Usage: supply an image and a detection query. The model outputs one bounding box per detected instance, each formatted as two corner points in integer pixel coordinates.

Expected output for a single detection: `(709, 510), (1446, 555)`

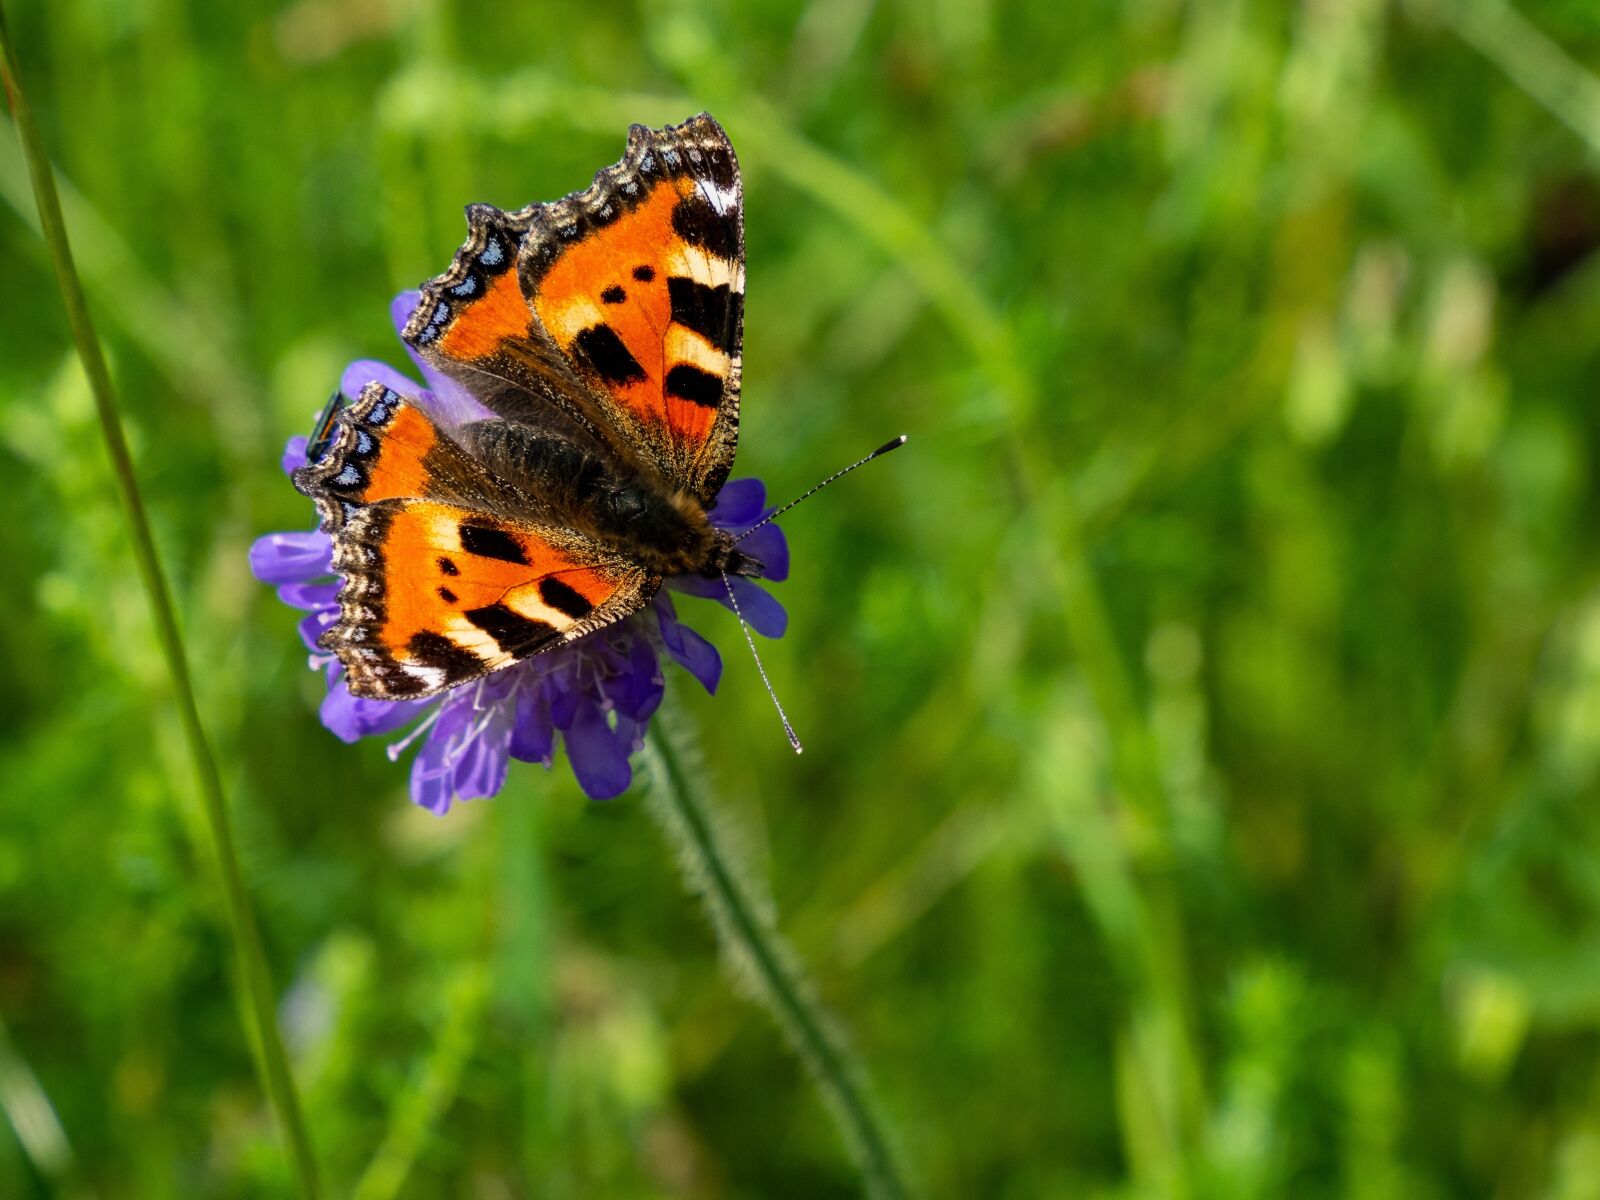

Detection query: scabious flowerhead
(251, 292), (788, 809)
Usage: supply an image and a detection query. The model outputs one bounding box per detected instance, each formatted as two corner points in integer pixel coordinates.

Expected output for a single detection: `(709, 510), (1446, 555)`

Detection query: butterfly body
(294, 114), (755, 701)
(454, 418), (761, 580)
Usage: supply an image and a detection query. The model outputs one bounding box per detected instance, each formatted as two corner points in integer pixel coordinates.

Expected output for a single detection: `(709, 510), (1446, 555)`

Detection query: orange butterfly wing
(294, 383), (655, 700)
(403, 114), (744, 504)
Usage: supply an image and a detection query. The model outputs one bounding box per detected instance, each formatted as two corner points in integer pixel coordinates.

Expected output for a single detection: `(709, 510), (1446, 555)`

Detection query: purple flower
(252, 293), (787, 810)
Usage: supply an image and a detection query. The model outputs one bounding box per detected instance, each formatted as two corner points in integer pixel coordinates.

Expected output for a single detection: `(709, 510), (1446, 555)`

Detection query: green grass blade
(0, 8), (319, 1196)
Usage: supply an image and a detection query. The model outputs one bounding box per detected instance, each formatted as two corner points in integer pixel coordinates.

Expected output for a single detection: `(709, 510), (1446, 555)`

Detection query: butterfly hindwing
(294, 382), (656, 700)
(403, 113), (744, 505)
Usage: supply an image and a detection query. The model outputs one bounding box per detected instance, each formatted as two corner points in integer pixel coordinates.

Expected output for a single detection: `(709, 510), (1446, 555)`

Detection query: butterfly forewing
(403, 113), (745, 504)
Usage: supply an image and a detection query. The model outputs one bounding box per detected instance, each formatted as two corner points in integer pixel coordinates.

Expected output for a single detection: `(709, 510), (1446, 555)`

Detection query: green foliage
(5, 0), (1600, 1195)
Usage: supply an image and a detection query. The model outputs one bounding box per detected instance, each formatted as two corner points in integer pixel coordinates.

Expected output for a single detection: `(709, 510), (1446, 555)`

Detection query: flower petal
(709, 478), (766, 527)
(510, 684), (555, 765)
(664, 575), (787, 638)
(604, 635), (664, 721)
(727, 577), (787, 638)
(665, 574), (729, 601)
(420, 373), (497, 429)
(251, 531), (333, 584)
(319, 681), (425, 744)
(564, 699), (633, 800)
(389, 290), (496, 429)
(390, 289), (421, 337)
(614, 712), (646, 755)
(409, 734), (457, 815)
(277, 580), (339, 612)
(657, 607), (722, 693)
(653, 593), (685, 648)
(428, 689), (478, 744)
(629, 636), (666, 720)
(406, 692), (481, 814)
(340, 358), (422, 405)
(298, 608), (339, 652)
(281, 435), (310, 477)
(739, 522), (789, 582)
(452, 710), (511, 801)
(547, 663), (582, 730)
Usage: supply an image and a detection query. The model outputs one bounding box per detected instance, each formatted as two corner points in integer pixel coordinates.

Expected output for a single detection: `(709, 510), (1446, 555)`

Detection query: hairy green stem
(0, 10), (320, 1196)
(641, 710), (912, 1200)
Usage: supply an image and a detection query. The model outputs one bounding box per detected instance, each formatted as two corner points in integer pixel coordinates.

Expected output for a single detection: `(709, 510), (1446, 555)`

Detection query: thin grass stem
(0, 1009), (92, 1199)
(353, 963), (489, 1200)
(0, 9), (320, 1196)
(641, 706), (913, 1200)
(1438, 0), (1600, 154)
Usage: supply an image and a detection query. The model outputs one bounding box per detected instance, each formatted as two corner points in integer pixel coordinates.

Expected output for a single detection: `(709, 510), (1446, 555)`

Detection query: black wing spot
(671, 194), (737, 262)
(601, 285), (627, 304)
(372, 671), (428, 699)
(464, 604), (559, 658)
(437, 556), (459, 576)
(632, 264), (656, 282)
(539, 578), (594, 619)
(665, 364), (723, 409)
(574, 324), (647, 385)
(406, 631), (484, 680)
(458, 523), (527, 564)
(437, 587), (457, 604)
(668, 277), (735, 353)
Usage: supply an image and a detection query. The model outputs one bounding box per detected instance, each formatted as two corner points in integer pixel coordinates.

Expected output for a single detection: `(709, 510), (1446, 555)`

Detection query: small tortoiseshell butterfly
(295, 114), (761, 701)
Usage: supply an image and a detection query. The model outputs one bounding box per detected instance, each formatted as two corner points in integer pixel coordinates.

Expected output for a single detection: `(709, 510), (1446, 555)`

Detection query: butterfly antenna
(720, 568), (803, 754)
(733, 435), (907, 544)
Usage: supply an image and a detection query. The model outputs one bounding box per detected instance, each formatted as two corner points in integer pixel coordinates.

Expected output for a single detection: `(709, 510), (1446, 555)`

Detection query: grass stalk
(0, 9), (320, 1196)
(1438, 0), (1600, 155)
(641, 707), (912, 1200)
(353, 963), (488, 1200)
(0, 1010), (91, 1198)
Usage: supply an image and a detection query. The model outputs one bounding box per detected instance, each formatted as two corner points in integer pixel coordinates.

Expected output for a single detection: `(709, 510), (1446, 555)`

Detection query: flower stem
(0, 10), (320, 1197)
(641, 709), (912, 1200)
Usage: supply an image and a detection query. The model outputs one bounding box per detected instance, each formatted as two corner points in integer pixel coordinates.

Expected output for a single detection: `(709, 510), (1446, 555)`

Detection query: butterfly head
(702, 527), (765, 581)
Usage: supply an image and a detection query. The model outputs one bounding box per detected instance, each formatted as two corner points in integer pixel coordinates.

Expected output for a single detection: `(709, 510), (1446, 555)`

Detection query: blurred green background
(6, 0), (1600, 1195)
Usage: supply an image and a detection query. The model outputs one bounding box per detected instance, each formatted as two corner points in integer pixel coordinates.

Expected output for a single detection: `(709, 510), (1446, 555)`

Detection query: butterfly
(294, 113), (761, 701)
